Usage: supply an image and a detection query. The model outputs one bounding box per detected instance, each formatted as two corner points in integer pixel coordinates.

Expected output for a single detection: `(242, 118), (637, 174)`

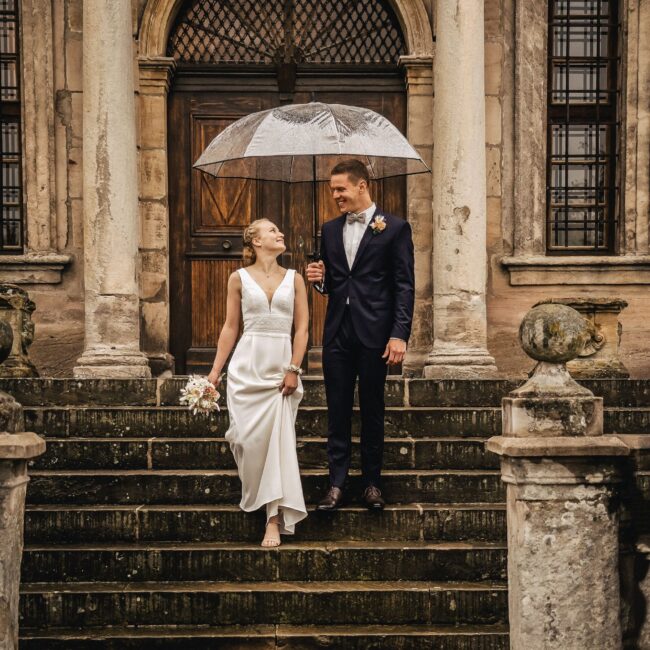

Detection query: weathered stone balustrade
(0, 387), (45, 649)
(488, 303), (630, 649)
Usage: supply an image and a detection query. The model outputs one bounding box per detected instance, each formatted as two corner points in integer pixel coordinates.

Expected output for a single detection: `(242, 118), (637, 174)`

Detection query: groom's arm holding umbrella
(306, 230), (329, 293)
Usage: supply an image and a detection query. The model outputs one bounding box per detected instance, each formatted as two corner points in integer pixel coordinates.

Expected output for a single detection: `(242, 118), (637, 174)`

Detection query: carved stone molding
(0, 254), (72, 285)
(501, 254), (650, 285)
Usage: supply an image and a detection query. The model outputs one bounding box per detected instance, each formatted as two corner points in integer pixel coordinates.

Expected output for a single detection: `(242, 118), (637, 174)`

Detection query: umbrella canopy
(193, 102), (429, 182)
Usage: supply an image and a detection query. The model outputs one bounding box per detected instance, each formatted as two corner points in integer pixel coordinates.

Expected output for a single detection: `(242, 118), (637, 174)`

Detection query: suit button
(348, 274), (352, 278)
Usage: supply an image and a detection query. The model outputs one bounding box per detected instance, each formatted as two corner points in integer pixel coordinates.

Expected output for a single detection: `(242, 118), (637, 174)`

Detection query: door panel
(169, 81), (406, 374)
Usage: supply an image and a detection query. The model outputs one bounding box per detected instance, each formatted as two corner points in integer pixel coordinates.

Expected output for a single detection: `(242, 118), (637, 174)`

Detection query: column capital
(399, 54), (434, 92)
(138, 56), (177, 94)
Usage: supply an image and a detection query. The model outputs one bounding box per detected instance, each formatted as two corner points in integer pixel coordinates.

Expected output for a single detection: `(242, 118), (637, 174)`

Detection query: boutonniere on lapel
(370, 215), (387, 235)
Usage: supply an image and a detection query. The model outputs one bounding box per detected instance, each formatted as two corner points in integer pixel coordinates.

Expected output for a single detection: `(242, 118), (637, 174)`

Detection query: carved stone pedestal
(488, 303), (628, 649)
(0, 389), (45, 650)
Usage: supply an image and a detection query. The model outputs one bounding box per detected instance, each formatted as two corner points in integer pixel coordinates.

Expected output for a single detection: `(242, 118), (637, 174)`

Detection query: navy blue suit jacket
(316, 208), (415, 349)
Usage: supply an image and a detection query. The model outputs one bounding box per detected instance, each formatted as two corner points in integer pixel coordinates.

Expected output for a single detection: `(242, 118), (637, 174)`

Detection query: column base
(423, 346), (498, 379)
(73, 348), (152, 379)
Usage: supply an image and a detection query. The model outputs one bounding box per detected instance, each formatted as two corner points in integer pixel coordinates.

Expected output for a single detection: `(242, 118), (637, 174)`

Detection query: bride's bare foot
(261, 516), (281, 547)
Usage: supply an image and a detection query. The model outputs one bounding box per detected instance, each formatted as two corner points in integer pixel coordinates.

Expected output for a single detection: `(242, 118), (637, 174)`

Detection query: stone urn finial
(503, 303), (603, 437)
(515, 303), (595, 399)
(0, 284), (38, 378)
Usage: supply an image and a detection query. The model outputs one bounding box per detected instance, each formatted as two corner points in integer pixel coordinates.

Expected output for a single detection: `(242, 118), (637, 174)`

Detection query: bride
(207, 219), (309, 547)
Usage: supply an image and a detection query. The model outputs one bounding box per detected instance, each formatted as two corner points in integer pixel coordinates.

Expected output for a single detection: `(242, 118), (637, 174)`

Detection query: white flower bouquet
(179, 375), (221, 415)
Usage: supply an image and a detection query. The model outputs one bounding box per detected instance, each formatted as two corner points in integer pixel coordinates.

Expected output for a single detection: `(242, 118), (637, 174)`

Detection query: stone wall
(13, 0), (650, 377)
(486, 0), (650, 378)
(21, 0), (85, 376)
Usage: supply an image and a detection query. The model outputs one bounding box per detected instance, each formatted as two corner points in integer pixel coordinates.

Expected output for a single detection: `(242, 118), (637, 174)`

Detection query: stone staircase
(3, 377), (648, 648)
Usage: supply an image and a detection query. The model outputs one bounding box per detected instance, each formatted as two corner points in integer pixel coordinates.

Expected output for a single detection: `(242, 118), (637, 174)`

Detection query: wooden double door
(168, 74), (406, 373)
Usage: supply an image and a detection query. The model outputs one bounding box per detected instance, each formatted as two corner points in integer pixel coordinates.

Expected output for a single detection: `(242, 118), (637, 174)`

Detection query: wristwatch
(286, 364), (304, 375)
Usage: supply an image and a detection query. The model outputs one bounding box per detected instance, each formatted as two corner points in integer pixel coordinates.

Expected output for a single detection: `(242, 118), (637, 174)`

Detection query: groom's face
(330, 173), (367, 214)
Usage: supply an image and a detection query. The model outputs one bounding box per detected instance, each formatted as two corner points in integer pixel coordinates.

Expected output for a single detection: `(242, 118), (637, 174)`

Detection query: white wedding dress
(225, 267), (307, 534)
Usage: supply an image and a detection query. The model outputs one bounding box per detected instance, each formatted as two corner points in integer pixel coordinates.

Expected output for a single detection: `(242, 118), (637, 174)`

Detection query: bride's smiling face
(254, 220), (286, 255)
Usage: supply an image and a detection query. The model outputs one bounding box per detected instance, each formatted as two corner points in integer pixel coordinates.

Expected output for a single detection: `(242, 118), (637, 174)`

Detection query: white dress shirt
(343, 204), (375, 306)
(343, 203), (376, 270)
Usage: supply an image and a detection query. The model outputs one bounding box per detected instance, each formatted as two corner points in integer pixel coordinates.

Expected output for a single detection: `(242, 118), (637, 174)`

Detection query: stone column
(74, 0), (151, 378)
(488, 304), (628, 649)
(424, 0), (497, 379)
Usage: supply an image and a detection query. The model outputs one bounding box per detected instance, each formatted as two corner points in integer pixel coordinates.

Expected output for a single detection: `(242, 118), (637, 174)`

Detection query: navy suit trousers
(322, 306), (388, 489)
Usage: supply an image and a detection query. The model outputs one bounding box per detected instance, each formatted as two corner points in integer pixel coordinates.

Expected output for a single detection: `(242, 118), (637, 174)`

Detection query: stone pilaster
(73, 0), (151, 378)
(488, 303), (628, 649)
(138, 56), (176, 375)
(399, 55), (434, 376)
(424, 0), (497, 379)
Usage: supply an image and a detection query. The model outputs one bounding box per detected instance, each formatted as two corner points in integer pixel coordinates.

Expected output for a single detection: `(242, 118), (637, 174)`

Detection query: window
(0, 0), (23, 252)
(547, 0), (619, 253)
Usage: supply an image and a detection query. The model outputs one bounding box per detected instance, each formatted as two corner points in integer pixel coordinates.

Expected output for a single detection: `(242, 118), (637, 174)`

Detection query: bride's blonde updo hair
(242, 218), (270, 265)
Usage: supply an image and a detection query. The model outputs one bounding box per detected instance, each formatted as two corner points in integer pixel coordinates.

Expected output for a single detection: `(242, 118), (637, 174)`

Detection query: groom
(306, 159), (414, 510)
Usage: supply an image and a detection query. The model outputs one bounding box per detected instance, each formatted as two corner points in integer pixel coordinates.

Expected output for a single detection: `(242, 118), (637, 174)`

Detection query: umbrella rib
(323, 104), (341, 155)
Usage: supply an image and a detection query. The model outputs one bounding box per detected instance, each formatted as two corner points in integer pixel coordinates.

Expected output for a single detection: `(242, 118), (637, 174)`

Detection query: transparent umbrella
(193, 101), (430, 255)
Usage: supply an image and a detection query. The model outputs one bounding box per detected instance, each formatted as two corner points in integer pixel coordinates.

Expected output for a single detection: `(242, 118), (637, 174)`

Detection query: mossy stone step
(4, 377), (650, 408)
(25, 405), (650, 438)
(19, 623), (510, 649)
(21, 541), (507, 583)
(25, 406), (502, 437)
(32, 436), (499, 471)
(19, 580), (508, 627)
(26, 469), (505, 506)
(24, 504), (507, 544)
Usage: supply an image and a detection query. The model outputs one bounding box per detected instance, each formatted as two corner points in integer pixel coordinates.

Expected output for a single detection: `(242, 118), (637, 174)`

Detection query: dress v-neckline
(242, 267), (289, 311)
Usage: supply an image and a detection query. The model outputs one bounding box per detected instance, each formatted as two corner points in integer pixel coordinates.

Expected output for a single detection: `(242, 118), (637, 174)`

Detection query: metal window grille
(167, 0), (405, 65)
(547, 0), (620, 253)
(0, 0), (23, 252)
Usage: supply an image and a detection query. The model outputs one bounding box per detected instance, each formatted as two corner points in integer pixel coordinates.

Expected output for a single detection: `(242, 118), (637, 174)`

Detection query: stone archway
(136, 0), (434, 374)
(139, 0), (433, 59)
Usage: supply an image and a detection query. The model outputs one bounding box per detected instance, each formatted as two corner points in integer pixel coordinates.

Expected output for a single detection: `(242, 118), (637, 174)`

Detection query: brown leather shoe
(363, 486), (385, 510)
(317, 486), (344, 511)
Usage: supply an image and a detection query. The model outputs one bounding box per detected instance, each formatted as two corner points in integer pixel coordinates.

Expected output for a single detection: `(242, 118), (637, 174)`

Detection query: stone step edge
(27, 468), (502, 477)
(20, 579), (508, 594)
(19, 623), (510, 640)
(23, 540), (507, 552)
(22, 405), (650, 412)
(24, 502), (507, 512)
(37, 435), (490, 443)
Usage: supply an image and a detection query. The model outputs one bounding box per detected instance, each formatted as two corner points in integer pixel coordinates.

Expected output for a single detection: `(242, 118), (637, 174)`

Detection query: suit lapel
(351, 207), (379, 272)
(330, 214), (350, 272)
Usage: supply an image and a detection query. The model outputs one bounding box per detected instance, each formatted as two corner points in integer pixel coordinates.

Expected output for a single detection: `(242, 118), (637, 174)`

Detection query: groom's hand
(383, 339), (406, 366)
(306, 261), (325, 283)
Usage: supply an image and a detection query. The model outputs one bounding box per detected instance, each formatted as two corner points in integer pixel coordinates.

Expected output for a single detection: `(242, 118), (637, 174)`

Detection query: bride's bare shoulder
(228, 270), (243, 288)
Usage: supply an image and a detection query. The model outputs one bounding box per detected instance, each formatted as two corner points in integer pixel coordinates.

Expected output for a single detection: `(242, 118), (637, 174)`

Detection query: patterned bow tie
(346, 212), (366, 224)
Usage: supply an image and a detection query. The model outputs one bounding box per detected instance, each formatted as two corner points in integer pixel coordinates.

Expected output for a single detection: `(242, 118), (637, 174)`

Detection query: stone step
(24, 406), (503, 438)
(32, 436), (498, 471)
(21, 541), (507, 583)
(19, 580), (508, 627)
(5, 377), (650, 407)
(24, 504), (507, 544)
(26, 469), (505, 505)
(19, 623), (510, 649)
(25, 405), (650, 438)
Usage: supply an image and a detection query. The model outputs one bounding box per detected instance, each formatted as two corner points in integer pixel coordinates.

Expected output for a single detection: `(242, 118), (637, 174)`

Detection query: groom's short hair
(331, 159), (370, 185)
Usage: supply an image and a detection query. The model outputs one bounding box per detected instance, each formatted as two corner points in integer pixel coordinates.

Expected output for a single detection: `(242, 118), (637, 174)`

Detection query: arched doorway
(165, 0), (411, 373)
